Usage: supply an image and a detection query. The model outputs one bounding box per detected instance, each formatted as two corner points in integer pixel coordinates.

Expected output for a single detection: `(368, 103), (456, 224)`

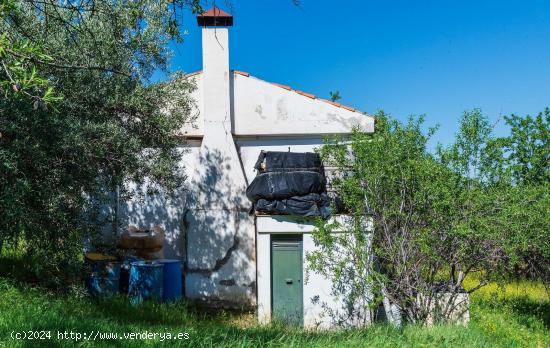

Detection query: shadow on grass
(86, 296), (254, 327)
(505, 297), (549, 329)
(476, 295), (550, 329)
(0, 256), (39, 284)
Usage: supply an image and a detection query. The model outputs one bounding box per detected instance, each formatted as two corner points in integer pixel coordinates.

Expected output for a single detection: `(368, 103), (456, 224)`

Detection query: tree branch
(5, 47), (131, 77)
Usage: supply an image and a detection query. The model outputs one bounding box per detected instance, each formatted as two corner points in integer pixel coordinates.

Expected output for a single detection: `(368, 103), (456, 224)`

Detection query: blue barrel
(90, 261), (120, 278)
(119, 256), (144, 294)
(154, 259), (182, 302)
(87, 274), (119, 297)
(128, 261), (163, 305)
(85, 261), (120, 297)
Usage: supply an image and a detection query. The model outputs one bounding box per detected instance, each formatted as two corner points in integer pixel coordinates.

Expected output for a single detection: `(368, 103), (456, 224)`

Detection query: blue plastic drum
(85, 261), (120, 297)
(119, 256), (144, 294)
(154, 259), (182, 302)
(87, 274), (119, 297)
(128, 261), (164, 305)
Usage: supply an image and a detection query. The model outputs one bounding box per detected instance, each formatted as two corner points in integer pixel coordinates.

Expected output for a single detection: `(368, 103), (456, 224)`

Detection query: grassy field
(0, 274), (548, 347)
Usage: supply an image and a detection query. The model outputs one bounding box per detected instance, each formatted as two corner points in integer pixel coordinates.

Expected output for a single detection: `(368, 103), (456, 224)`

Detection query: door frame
(270, 234), (304, 325)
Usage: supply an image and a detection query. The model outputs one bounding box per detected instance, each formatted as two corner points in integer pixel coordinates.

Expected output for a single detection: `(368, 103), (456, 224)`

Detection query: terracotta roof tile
(234, 70), (250, 77)
(341, 105), (356, 112)
(320, 99), (342, 107)
(271, 82), (292, 90)
(199, 7), (232, 18)
(295, 90), (316, 99)
(185, 70), (202, 78)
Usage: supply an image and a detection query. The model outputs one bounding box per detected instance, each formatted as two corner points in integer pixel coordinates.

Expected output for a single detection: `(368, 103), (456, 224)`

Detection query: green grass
(0, 275), (547, 347)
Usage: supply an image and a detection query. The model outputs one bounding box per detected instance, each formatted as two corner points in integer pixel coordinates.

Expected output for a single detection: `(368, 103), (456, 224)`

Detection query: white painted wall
(178, 74), (204, 137)
(233, 74), (374, 136)
(119, 143), (200, 259)
(303, 232), (339, 329)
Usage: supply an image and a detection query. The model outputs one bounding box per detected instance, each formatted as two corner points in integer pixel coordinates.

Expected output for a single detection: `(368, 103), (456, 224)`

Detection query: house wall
(118, 142), (200, 259)
(232, 74), (374, 136)
(178, 74), (204, 137)
(116, 18), (375, 312)
(116, 137), (323, 308)
(117, 95), (372, 309)
(118, 136), (256, 307)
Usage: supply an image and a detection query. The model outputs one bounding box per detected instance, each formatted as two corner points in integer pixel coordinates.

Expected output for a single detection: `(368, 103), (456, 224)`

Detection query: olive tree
(0, 0), (202, 285)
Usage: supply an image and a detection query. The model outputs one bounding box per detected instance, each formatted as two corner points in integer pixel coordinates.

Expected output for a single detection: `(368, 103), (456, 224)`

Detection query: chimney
(193, 7), (248, 210)
(197, 7), (233, 26)
(197, 7), (233, 126)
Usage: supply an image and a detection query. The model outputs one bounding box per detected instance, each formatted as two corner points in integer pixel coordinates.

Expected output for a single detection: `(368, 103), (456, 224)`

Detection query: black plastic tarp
(254, 151), (323, 173)
(255, 193), (331, 219)
(246, 171), (326, 203)
(246, 151), (332, 219)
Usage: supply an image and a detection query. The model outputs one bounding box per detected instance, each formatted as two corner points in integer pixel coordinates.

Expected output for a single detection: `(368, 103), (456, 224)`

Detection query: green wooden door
(271, 235), (303, 326)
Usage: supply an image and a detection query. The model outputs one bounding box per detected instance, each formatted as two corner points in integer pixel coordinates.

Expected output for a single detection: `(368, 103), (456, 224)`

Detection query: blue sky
(156, 0), (550, 147)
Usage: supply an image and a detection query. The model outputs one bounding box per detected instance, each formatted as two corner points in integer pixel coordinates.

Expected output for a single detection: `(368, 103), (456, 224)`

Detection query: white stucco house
(118, 7), (375, 329)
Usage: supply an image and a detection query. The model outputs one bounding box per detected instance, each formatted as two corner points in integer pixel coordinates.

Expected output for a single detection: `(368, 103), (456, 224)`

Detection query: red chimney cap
(197, 7), (233, 26)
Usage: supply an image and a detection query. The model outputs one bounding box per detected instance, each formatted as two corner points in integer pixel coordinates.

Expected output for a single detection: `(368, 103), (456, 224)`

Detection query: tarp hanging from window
(246, 151), (331, 219)
(255, 193), (331, 219)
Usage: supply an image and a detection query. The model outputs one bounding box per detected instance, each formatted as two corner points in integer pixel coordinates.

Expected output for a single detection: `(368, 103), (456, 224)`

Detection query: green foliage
(313, 111), (463, 323)
(504, 109), (549, 185)
(310, 109), (550, 324)
(0, 0), (16, 16)
(439, 109), (550, 282)
(0, 1), (201, 285)
(498, 110), (549, 281)
(329, 90), (341, 102)
(0, 33), (60, 105)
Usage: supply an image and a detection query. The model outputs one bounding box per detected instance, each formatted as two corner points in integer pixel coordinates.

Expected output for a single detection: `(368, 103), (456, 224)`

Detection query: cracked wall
(182, 27), (256, 307)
